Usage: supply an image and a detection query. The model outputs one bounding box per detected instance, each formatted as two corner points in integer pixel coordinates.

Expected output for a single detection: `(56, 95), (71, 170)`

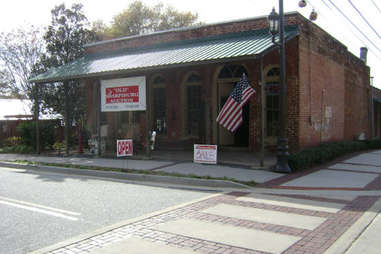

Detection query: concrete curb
(0, 161), (249, 189)
(28, 193), (223, 254)
(324, 196), (381, 254)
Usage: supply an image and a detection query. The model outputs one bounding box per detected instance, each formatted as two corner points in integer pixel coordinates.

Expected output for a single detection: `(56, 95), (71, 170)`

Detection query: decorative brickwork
(45, 192), (380, 254)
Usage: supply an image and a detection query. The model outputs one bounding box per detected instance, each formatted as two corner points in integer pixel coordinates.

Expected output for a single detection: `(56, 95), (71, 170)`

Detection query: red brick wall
(373, 87), (381, 138)
(250, 38), (300, 152)
(297, 15), (370, 149)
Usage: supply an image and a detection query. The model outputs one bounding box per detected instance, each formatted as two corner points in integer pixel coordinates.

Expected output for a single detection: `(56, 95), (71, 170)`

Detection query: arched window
(266, 67), (280, 137)
(218, 64), (247, 79)
(184, 73), (202, 136)
(152, 75), (166, 134)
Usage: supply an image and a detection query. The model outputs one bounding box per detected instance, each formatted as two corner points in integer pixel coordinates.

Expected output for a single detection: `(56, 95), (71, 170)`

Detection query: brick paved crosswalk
(44, 192), (380, 254)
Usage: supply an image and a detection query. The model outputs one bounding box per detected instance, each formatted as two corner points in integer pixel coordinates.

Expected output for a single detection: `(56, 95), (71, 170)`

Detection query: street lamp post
(268, 0), (291, 173)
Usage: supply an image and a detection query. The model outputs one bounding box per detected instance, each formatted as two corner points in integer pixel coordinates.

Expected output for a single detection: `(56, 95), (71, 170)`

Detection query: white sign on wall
(194, 144), (217, 164)
(101, 76), (146, 112)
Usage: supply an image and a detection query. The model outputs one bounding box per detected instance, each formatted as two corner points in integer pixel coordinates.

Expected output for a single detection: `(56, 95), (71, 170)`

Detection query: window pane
(273, 95), (279, 109)
(234, 65), (248, 78)
(267, 67), (280, 77)
(187, 85), (202, 135)
(187, 74), (201, 83)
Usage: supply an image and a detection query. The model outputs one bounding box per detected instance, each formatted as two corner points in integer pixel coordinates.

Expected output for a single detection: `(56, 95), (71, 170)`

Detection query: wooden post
(34, 83), (40, 154)
(64, 81), (70, 155)
(97, 80), (102, 156)
(216, 80), (220, 146)
(145, 78), (151, 158)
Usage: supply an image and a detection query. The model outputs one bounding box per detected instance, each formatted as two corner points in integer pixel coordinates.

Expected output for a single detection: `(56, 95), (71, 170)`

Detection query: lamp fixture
(298, 0), (307, 8)
(309, 9), (318, 21)
(268, 7), (280, 37)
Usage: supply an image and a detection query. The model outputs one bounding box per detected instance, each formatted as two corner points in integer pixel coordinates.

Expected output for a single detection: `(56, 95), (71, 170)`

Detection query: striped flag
(216, 74), (255, 132)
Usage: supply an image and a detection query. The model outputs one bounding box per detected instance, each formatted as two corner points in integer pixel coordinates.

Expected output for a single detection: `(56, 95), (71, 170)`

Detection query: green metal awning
(30, 26), (298, 83)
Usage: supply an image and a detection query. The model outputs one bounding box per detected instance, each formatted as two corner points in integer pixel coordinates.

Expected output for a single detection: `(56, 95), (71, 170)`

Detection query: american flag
(216, 74), (255, 132)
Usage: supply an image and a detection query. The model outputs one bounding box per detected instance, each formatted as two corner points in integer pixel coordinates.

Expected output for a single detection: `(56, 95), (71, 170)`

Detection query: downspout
(371, 77), (375, 139)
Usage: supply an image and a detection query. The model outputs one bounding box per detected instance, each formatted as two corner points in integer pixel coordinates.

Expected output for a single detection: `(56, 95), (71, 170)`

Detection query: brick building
(372, 86), (381, 138)
(31, 12), (372, 155)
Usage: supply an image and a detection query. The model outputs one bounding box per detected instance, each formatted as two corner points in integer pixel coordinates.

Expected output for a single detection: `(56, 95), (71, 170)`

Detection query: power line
(312, 0), (381, 61)
(323, 0), (381, 54)
(370, 0), (381, 14)
(347, 0), (381, 39)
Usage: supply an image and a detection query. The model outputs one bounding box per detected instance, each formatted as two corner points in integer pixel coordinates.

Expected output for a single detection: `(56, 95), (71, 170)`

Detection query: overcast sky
(1, 0), (380, 88)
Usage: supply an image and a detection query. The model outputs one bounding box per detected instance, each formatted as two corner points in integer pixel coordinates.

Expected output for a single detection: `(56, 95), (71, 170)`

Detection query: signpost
(194, 144), (217, 164)
(117, 139), (133, 157)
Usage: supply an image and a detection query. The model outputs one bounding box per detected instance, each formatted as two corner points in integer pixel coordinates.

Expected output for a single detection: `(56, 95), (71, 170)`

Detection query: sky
(1, 0), (380, 88)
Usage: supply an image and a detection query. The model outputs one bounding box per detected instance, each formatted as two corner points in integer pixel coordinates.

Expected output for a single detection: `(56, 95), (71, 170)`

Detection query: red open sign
(117, 139), (133, 157)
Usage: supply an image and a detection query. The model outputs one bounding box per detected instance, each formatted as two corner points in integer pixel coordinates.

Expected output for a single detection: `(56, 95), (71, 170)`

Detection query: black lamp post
(268, 1), (291, 173)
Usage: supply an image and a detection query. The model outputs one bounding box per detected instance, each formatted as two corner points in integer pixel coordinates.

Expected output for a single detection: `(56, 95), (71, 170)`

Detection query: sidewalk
(0, 152), (282, 185)
(1, 150), (381, 254)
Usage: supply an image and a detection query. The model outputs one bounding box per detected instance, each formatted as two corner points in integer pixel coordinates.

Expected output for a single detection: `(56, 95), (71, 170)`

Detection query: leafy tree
(0, 27), (44, 98)
(34, 3), (96, 154)
(100, 1), (199, 38)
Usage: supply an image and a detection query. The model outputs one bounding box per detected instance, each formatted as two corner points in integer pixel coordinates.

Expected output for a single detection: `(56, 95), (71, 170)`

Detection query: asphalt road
(0, 165), (213, 254)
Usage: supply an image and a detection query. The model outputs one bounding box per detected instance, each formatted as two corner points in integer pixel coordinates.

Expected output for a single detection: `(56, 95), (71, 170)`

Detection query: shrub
(289, 140), (381, 171)
(53, 141), (65, 154)
(5, 136), (22, 147)
(16, 121), (58, 150)
(2, 145), (34, 154)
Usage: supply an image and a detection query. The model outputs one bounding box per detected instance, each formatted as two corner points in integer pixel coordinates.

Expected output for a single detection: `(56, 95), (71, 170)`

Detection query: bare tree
(0, 27), (44, 99)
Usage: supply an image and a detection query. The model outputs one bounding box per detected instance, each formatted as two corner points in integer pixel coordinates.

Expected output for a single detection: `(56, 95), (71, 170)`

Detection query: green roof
(30, 26), (298, 83)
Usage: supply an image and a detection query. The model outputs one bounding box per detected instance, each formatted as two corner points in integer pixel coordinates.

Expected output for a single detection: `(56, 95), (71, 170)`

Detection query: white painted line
(0, 197), (80, 221)
(0, 196), (80, 216)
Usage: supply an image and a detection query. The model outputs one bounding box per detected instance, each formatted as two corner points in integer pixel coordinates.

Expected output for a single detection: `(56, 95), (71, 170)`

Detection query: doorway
(264, 67), (280, 147)
(217, 64), (250, 147)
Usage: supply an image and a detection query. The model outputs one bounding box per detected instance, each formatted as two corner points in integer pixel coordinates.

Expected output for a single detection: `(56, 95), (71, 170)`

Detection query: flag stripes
(216, 74), (255, 132)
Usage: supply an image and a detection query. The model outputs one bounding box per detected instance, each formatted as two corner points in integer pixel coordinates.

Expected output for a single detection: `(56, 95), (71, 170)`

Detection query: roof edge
(85, 11), (300, 48)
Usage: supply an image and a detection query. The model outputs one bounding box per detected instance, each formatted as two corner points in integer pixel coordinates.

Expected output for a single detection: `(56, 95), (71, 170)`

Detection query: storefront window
(266, 67), (280, 137)
(185, 73), (202, 136)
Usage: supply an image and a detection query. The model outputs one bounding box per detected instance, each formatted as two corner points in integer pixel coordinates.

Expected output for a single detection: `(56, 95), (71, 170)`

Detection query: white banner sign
(117, 139), (133, 157)
(101, 76), (146, 112)
(194, 144), (217, 164)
